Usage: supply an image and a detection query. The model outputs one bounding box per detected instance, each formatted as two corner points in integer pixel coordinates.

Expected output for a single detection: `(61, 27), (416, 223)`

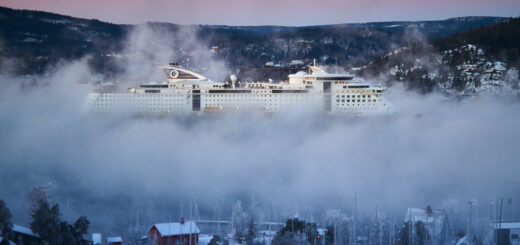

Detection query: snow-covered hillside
(363, 43), (520, 96)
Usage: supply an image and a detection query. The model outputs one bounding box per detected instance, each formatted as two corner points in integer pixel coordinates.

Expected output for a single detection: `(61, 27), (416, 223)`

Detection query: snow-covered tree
(232, 200), (247, 243)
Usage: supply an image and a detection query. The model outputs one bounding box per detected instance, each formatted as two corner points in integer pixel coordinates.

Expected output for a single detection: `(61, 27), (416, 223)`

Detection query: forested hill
(0, 6), (506, 75)
(433, 17), (520, 64)
(361, 17), (520, 95)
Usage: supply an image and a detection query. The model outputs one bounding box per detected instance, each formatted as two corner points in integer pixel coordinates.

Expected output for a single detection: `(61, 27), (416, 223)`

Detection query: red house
(149, 219), (200, 245)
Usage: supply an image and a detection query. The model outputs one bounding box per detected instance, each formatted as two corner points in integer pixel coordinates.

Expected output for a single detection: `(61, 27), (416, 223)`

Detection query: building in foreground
(494, 221), (520, 245)
(107, 236), (123, 245)
(404, 207), (450, 245)
(11, 224), (41, 245)
(149, 219), (200, 245)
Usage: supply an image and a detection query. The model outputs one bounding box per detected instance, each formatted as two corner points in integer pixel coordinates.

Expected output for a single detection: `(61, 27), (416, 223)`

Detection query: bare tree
(125, 225), (147, 245)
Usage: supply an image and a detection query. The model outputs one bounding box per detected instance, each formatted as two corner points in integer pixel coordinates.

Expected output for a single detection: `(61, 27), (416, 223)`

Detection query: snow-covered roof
(151, 221), (200, 236)
(107, 236), (123, 243)
(493, 222), (520, 229)
(13, 224), (39, 238)
(404, 208), (447, 237)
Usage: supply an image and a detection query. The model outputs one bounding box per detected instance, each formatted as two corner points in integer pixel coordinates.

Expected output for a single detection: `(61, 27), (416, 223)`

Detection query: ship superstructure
(87, 63), (392, 115)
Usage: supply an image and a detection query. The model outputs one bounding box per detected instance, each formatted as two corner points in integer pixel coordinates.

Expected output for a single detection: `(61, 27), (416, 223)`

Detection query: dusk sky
(2, 0), (519, 26)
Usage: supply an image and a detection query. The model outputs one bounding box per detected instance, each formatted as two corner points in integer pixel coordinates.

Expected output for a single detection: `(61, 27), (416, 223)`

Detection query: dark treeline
(0, 6), (504, 75)
(0, 186), (90, 245)
(433, 17), (520, 64)
(361, 16), (520, 94)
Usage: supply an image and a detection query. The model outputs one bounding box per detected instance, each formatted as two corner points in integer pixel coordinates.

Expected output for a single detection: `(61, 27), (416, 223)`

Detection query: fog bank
(1, 60), (520, 233)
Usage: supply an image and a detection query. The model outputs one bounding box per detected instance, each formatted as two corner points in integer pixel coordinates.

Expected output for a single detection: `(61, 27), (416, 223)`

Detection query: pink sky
(2, 0), (519, 26)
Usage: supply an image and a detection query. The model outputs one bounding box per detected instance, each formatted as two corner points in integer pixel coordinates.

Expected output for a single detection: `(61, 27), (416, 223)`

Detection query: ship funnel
(230, 74), (237, 89)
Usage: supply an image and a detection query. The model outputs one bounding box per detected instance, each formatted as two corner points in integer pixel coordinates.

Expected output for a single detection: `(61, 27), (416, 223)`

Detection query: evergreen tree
(29, 198), (61, 244)
(325, 225), (334, 245)
(0, 200), (13, 245)
(272, 218), (318, 245)
(398, 221), (411, 245)
(28, 186), (90, 245)
(245, 218), (256, 245)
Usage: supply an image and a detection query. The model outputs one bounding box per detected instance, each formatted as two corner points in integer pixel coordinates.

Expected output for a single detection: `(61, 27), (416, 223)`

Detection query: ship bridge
(288, 66), (354, 85)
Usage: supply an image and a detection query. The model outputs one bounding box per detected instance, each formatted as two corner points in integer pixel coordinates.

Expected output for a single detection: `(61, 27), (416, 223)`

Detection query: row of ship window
(96, 99), (185, 102)
(336, 99), (377, 103)
(336, 103), (378, 106)
(336, 94), (372, 98)
(206, 94), (304, 97)
(95, 98), (307, 103)
(96, 94), (306, 98)
(93, 108), (186, 112)
(96, 94), (188, 98)
(93, 103), (187, 107)
(97, 93), (378, 98)
(204, 99), (305, 102)
(204, 102), (299, 107)
(336, 107), (380, 111)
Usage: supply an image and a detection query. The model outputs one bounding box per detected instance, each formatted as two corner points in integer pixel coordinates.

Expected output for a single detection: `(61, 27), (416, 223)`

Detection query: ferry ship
(87, 63), (393, 116)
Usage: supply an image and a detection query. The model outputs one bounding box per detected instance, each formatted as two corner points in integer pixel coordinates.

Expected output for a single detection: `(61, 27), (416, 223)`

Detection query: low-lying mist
(1, 24), (519, 235)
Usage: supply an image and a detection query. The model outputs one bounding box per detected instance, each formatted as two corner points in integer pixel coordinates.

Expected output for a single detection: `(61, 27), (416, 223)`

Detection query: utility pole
(189, 202), (193, 245)
(499, 198), (504, 229)
(269, 201), (272, 245)
(216, 193), (221, 236)
(353, 192), (358, 245)
(408, 209), (413, 245)
(168, 219), (171, 245)
(334, 218), (338, 245)
(468, 201), (472, 244)
(311, 212), (318, 245)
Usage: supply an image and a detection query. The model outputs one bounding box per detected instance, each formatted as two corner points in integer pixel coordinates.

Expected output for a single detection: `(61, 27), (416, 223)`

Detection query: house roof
(13, 224), (39, 238)
(151, 221), (200, 236)
(493, 222), (520, 229)
(107, 236), (123, 243)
